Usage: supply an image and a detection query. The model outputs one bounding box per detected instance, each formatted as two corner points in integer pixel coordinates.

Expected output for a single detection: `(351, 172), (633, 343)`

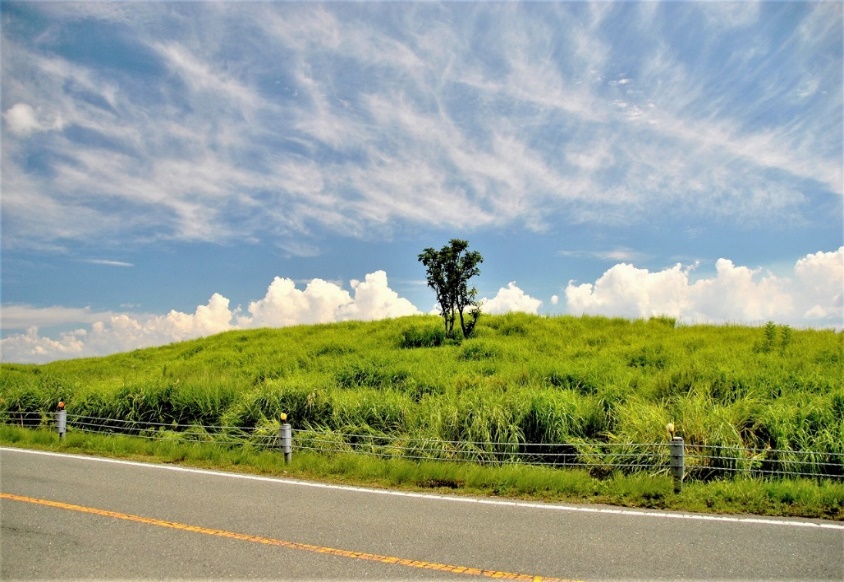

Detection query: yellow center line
(1, 492), (577, 581)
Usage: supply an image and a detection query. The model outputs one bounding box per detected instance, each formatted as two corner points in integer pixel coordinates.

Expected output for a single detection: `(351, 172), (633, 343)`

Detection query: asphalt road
(1, 447), (842, 580)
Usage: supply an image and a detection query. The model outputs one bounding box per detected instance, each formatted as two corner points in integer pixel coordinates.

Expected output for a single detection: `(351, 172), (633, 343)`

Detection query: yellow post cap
(280, 413), (288, 422)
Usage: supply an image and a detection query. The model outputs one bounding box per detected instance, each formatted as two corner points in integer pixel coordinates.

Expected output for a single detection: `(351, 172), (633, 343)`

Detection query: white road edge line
(3, 447), (842, 530)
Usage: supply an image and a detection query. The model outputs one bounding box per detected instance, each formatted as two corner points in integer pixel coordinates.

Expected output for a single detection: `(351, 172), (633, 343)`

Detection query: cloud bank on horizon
(2, 247), (841, 364)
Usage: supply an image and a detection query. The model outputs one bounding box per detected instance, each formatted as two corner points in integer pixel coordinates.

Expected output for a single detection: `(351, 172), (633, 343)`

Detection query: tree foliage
(418, 239), (483, 339)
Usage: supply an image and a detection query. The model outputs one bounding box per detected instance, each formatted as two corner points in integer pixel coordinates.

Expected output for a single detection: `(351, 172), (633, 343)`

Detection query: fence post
(279, 413), (292, 464)
(670, 436), (684, 493)
(55, 401), (67, 440)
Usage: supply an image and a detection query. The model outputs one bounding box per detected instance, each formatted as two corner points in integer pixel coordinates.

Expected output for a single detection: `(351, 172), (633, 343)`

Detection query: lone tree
(418, 239), (483, 339)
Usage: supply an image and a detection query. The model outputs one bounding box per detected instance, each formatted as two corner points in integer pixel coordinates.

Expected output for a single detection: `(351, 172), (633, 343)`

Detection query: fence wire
(1, 411), (841, 481)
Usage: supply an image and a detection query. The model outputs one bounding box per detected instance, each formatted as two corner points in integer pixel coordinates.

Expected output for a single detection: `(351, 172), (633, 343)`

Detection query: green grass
(1, 314), (842, 518)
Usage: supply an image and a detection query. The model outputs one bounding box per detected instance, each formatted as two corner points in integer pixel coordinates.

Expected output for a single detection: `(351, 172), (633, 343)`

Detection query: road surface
(1, 447), (842, 580)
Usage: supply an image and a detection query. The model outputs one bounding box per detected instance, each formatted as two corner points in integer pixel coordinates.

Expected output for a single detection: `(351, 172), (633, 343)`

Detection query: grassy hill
(3, 313), (843, 518)
(2, 313), (842, 455)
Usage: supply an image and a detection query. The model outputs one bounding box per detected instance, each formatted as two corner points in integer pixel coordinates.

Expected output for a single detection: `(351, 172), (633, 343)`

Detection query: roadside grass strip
(0, 492), (576, 581)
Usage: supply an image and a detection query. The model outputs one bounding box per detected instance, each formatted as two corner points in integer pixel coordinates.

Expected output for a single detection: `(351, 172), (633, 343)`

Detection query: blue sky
(1, 1), (842, 363)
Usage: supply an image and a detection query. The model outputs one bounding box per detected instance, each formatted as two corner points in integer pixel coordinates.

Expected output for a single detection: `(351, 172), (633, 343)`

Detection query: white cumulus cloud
(0, 271), (420, 363)
(793, 248), (844, 322)
(3, 102), (64, 135)
(565, 247), (843, 327)
(340, 271), (421, 321)
(239, 270), (419, 328)
(239, 277), (353, 328)
(483, 282), (543, 315)
(2, 253), (841, 365)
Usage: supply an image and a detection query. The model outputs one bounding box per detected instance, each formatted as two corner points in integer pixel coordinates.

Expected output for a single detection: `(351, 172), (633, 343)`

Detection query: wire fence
(2, 410), (842, 481)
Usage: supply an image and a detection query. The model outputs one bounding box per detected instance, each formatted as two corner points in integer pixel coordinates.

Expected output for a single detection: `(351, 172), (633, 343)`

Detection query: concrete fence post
(670, 436), (684, 493)
(279, 413), (292, 464)
(55, 402), (67, 440)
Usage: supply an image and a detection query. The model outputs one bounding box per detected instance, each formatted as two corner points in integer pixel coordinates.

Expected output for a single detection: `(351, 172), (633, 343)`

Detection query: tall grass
(3, 425), (842, 519)
(2, 314), (842, 478)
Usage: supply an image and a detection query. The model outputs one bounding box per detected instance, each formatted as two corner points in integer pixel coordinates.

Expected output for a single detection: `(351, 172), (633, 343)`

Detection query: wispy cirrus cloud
(559, 248), (644, 262)
(2, 2), (840, 255)
(80, 259), (134, 268)
(0, 304), (128, 331)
